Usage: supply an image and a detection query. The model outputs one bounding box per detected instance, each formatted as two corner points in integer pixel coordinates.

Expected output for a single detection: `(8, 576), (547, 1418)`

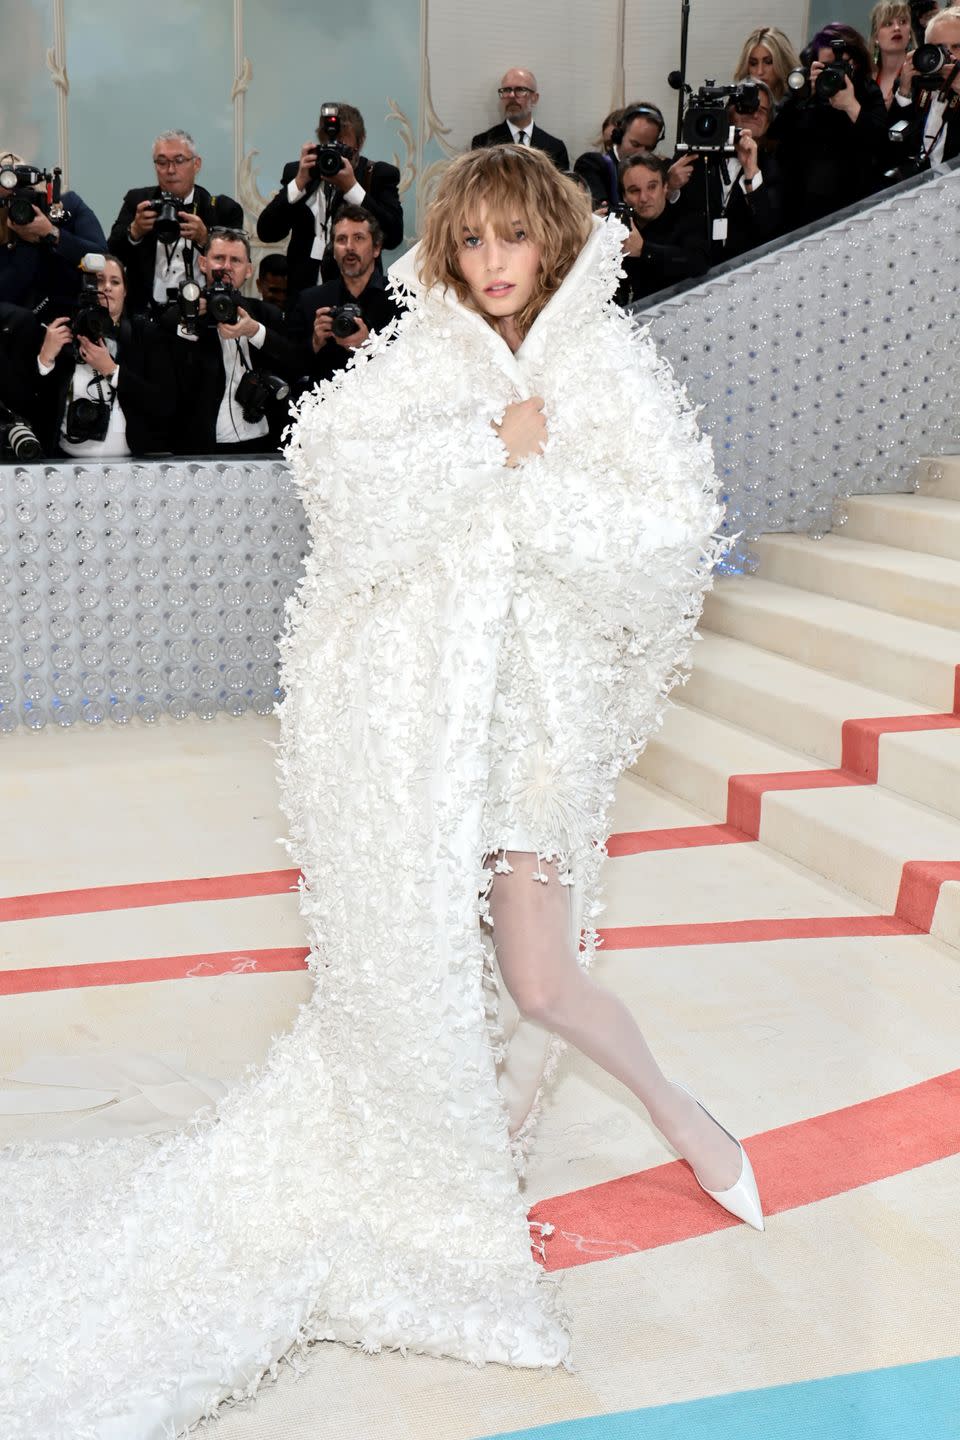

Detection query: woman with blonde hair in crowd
(870, 1), (915, 106)
(733, 25), (802, 102)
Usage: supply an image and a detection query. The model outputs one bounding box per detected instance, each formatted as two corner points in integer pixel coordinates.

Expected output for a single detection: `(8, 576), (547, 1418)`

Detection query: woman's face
(876, 15), (910, 51)
(457, 209), (542, 323)
(747, 44), (777, 83)
(96, 259), (126, 321)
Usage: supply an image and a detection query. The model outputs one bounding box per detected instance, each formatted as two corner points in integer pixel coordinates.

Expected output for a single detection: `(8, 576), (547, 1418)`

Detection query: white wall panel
(426, 0), (624, 166)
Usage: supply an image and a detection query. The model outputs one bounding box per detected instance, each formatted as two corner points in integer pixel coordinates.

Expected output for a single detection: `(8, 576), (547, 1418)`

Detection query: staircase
(631, 457), (960, 950)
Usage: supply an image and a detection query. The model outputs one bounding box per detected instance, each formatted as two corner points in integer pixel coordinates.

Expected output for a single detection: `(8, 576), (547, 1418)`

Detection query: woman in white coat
(1, 146), (760, 1440)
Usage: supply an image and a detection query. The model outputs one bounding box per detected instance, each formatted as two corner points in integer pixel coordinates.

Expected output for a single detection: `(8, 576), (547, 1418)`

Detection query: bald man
(471, 67), (570, 169)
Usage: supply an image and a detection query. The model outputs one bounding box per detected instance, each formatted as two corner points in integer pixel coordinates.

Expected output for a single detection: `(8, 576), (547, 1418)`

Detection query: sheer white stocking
(488, 853), (742, 1191)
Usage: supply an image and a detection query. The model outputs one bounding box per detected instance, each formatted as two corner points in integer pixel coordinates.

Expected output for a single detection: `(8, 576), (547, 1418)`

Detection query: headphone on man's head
(611, 104), (666, 148)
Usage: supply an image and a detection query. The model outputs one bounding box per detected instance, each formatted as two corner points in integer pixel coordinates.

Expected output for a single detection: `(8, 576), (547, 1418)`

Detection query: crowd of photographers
(1, 1), (958, 463)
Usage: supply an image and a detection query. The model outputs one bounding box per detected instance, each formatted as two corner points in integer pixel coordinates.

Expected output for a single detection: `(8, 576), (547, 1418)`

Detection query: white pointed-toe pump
(673, 1082), (765, 1232)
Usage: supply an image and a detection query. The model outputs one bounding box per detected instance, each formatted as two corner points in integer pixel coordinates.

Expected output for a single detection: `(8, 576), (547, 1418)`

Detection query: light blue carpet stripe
(476, 1357), (960, 1440)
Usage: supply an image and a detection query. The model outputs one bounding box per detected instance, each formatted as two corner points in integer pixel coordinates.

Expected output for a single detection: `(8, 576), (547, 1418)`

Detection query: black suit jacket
(256, 157), (404, 303)
(471, 122), (570, 170)
(771, 79), (889, 229)
(616, 202), (710, 306)
(0, 190), (107, 310)
(688, 149), (787, 266)
(0, 302), (45, 441)
(168, 295), (297, 454)
(888, 88), (960, 168)
(573, 149), (620, 207)
(286, 271), (403, 386)
(109, 184), (244, 316)
(37, 313), (176, 457)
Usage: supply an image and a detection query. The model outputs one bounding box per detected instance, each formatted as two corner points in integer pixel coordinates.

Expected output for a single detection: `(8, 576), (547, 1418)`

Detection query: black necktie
(516, 130), (527, 145)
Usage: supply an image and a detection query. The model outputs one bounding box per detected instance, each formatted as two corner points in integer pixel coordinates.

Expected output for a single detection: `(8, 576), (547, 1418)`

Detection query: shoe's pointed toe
(673, 1081), (765, 1231)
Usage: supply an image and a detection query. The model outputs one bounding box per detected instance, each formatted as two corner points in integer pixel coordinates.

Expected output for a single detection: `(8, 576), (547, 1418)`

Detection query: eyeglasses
(498, 86), (535, 97)
(153, 154), (195, 169)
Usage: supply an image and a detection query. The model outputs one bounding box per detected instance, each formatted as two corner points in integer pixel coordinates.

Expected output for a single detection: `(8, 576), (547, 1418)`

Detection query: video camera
(0, 162), (69, 227)
(310, 104), (352, 180)
(676, 80), (761, 157)
(787, 40), (855, 103)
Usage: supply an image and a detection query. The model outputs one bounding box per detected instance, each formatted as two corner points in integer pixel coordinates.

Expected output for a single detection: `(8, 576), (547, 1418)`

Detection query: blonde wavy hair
(417, 146), (593, 341)
(733, 26), (802, 100)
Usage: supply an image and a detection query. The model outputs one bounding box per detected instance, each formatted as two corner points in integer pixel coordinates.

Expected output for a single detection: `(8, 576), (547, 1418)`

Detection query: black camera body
(312, 103), (352, 180)
(71, 254), (111, 359)
(0, 401), (42, 460)
(145, 191), (183, 245)
(65, 393), (111, 445)
(609, 200), (635, 229)
(788, 41), (856, 102)
(234, 369), (290, 424)
(677, 80), (759, 155)
(912, 42), (959, 87)
(0, 163), (66, 227)
(204, 272), (241, 325)
(330, 302), (362, 338)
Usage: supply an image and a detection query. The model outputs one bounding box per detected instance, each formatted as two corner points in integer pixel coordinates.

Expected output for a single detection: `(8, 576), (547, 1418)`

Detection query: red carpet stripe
(532, 1068), (960, 1271)
(896, 860), (960, 930)
(605, 823), (748, 856)
(598, 913), (918, 950)
(0, 947), (309, 996)
(0, 870), (301, 923)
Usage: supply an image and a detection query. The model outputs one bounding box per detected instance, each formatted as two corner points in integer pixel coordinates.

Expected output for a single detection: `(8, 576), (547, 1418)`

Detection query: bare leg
(488, 853), (742, 1191)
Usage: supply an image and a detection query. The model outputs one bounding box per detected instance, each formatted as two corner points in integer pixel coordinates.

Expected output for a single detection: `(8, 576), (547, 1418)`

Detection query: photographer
(574, 102), (669, 209)
(169, 227), (296, 455)
(772, 23), (889, 229)
(0, 302), (44, 459)
(0, 151), (107, 309)
(108, 130), (244, 317)
(256, 103), (403, 304)
(682, 82), (787, 266)
(891, 5), (960, 165)
(614, 152), (709, 306)
(32, 256), (174, 458)
(286, 205), (402, 389)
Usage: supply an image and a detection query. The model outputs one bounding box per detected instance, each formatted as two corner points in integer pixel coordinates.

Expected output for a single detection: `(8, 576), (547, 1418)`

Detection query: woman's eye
(513, 229), (526, 241)
(463, 235), (480, 248)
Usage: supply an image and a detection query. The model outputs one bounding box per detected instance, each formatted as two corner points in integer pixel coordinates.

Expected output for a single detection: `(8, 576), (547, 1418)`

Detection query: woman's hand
(38, 317), (72, 368)
(77, 335), (118, 377)
(829, 72), (862, 121)
(897, 53), (917, 99)
(494, 397), (547, 468)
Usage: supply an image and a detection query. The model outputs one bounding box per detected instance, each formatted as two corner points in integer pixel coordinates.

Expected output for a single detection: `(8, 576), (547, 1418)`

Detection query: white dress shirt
(286, 173), (367, 261)
(507, 121), (533, 145)
(215, 328), (269, 445)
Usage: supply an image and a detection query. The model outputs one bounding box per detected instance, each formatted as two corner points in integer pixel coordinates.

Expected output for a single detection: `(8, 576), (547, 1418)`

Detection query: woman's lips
(484, 282), (515, 295)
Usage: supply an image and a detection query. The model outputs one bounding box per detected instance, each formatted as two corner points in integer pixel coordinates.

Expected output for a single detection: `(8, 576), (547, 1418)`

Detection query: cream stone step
(915, 454), (960, 502)
(686, 632), (960, 822)
(702, 576), (958, 712)
(752, 532), (960, 631)
(634, 702), (960, 921)
(842, 494), (960, 562)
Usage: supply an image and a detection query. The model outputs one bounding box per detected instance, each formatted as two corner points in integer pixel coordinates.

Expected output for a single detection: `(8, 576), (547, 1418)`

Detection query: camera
(0, 162), (68, 227)
(65, 392), (111, 444)
(787, 41), (855, 102)
(677, 81), (760, 156)
(0, 402), (42, 460)
(330, 302), (363, 338)
(71, 253), (111, 358)
(912, 42), (959, 86)
(311, 103), (352, 180)
(204, 271), (241, 325)
(234, 369), (290, 424)
(145, 190), (183, 245)
(610, 200), (635, 228)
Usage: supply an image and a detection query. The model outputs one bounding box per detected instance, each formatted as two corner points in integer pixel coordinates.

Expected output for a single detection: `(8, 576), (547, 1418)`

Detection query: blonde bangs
(870, 0), (911, 39)
(418, 146), (592, 338)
